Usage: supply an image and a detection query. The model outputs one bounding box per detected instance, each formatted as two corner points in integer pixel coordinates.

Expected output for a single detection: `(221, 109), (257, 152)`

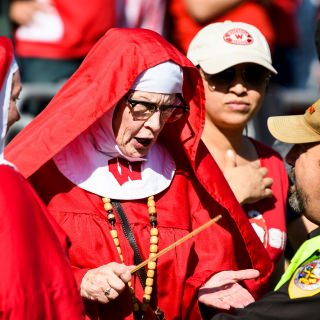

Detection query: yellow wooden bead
(145, 285), (153, 295)
(104, 202), (113, 211)
(150, 235), (158, 244)
(147, 199), (155, 207)
(149, 252), (157, 260)
(143, 294), (151, 302)
(146, 278), (154, 286)
(148, 261), (156, 270)
(148, 206), (156, 214)
(132, 303), (139, 312)
(107, 213), (115, 219)
(148, 195), (154, 200)
(150, 244), (158, 253)
(128, 281), (133, 288)
(147, 269), (155, 278)
(150, 228), (158, 236)
(117, 246), (122, 255)
(110, 229), (118, 238)
(102, 197), (111, 203)
(113, 238), (120, 246)
(120, 255), (124, 263)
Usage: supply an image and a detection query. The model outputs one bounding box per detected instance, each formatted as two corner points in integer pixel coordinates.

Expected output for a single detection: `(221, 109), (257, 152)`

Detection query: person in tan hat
(206, 100), (320, 319)
(187, 21), (288, 286)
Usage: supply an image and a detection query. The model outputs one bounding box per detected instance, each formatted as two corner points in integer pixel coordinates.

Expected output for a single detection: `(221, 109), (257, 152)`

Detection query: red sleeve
(0, 165), (84, 319)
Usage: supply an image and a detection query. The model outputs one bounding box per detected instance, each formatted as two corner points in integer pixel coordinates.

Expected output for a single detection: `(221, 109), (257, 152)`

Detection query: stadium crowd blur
(0, 0), (319, 146)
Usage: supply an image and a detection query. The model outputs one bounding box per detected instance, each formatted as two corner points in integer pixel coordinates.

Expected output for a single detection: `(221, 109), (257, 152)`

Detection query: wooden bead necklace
(102, 196), (159, 316)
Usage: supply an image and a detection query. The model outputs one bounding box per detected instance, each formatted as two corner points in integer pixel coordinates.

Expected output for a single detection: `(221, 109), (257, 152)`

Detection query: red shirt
(14, 0), (116, 59)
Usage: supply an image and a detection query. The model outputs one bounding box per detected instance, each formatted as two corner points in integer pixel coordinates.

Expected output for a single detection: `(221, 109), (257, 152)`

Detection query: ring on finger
(104, 287), (112, 296)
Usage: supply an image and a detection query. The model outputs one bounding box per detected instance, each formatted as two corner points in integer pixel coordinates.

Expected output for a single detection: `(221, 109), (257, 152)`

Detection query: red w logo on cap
(108, 157), (142, 185)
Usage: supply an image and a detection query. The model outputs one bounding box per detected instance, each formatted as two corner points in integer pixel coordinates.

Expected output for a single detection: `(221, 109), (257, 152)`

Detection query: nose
(229, 73), (247, 94)
(143, 111), (162, 131)
(285, 145), (300, 166)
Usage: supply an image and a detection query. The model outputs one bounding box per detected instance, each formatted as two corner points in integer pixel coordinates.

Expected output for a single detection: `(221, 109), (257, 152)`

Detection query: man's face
(286, 142), (320, 225)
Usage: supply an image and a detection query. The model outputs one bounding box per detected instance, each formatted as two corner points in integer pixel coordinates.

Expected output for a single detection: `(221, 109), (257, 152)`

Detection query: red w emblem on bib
(108, 157), (142, 185)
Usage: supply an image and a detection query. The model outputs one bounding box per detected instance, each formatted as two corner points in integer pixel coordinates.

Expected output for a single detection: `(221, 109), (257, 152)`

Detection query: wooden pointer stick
(131, 214), (222, 274)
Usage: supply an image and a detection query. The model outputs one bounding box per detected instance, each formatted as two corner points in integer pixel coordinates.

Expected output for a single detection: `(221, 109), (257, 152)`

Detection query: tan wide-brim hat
(267, 98), (320, 144)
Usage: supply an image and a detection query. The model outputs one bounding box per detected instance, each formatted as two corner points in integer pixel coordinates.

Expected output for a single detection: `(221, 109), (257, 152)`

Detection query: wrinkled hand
(223, 150), (273, 205)
(80, 262), (132, 304)
(198, 269), (259, 310)
(10, 1), (44, 26)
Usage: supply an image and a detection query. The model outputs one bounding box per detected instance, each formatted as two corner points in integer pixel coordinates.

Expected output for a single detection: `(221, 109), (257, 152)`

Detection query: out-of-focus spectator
(290, 0), (320, 90)
(116, 0), (168, 36)
(0, 35), (84, 320)
(9, 0), (116, 115)
(167, 0), (297, 55)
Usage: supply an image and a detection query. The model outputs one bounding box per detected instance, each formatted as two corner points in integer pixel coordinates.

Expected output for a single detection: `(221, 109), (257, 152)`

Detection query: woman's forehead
(131, 90), (176, 101)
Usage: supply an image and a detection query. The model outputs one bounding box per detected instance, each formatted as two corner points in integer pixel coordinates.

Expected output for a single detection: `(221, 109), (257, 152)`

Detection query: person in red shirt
(187, 22), (288, 288)
(0, 36), (84, 319)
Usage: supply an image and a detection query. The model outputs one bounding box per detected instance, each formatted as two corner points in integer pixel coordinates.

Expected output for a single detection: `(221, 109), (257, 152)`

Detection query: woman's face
(112, 90), (177, 158)
(7, 71), (22, 132)
(202, 63), (269, 131)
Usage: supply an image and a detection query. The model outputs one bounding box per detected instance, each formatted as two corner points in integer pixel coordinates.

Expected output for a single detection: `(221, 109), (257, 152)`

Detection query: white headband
(131, 61), (183, 94)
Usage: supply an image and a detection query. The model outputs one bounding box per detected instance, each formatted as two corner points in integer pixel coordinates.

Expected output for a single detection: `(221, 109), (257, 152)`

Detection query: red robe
(6, 28), (273, 319)
(0, 165), (84, 319)
(243, 139), (288, 263)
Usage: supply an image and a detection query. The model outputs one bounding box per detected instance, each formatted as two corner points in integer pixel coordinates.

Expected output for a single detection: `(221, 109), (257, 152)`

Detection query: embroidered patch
(288, 259), (320, 299)
(223, 28), (253, 45)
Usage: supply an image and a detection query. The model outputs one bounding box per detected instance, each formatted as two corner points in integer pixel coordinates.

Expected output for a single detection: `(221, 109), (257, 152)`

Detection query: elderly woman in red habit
(6, 28), (273, 319)
(0, 37), (84, 319)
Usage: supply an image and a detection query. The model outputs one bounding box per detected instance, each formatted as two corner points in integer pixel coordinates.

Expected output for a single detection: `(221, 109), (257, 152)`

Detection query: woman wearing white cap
(188, 21), (288, 283)
(6, 28), (275, 319)
(0, 37), (84, 319)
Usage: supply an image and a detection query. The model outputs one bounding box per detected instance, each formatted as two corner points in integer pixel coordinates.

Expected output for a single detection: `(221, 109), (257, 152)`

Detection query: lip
(133, 137), (153, 148)
(226, 101), (250, 112)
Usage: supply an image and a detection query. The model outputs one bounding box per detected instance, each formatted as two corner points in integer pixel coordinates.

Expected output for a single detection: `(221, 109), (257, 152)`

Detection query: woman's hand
(223, 149), (273, 205)
(80, 262), (132, 304)
(198, 269), (259, 310)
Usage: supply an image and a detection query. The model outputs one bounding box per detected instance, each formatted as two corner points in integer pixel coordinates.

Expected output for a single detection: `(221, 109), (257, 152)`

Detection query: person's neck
(201, 120), (253, 169)
(202, 120), (246, 152)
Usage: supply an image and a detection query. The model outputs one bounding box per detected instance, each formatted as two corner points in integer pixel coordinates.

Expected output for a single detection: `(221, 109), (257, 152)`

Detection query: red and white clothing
(6, 28), (274, 319)
(243, 139), (288, 263)
(0, 165), (84, 319)
(167, 0), (276, 54)
(14, 0), (116, 59)
(0, 36), (84, 319)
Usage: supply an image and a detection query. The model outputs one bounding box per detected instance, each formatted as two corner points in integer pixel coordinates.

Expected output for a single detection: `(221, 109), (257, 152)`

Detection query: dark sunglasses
(202, 65), (271, 88)
(125, 92), (189, 122)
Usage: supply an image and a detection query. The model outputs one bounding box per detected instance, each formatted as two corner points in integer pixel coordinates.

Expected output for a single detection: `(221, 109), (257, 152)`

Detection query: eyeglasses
(125, 92), (189, 122)
(202, 65), (271, 88)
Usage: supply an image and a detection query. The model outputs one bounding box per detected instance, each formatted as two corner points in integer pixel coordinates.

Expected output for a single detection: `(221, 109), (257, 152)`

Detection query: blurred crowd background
(1, 0), (320, 146)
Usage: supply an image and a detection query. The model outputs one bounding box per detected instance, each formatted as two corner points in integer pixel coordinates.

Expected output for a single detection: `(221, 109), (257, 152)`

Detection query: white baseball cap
(187, 21), (277, 75)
